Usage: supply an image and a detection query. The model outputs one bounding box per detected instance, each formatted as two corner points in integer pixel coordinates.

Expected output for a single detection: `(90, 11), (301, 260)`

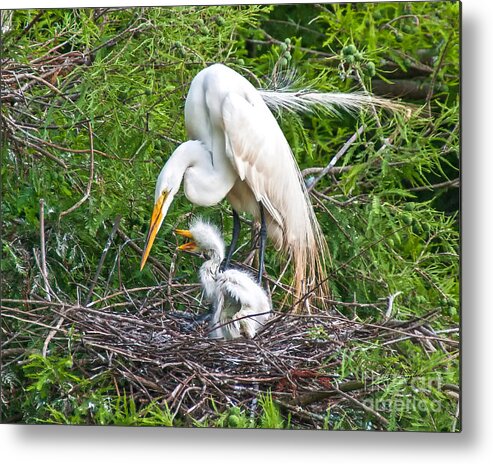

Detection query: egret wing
(221, 93), (308, 230)
(216, 270), (256, 311)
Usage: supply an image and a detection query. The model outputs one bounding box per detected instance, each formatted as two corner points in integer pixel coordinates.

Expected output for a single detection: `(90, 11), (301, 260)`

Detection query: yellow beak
(174, 229), (198, 252)
(174, 229), (193, 239)
(140, 191), (167, 271)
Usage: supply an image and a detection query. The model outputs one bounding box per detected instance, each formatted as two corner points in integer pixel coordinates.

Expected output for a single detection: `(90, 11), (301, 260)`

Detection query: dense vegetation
(1, 2), (459, 430)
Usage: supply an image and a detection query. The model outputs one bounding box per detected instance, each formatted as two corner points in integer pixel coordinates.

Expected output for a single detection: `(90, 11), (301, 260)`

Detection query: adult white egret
(175, 218), (271, 340)
(141, 63), (403, 307)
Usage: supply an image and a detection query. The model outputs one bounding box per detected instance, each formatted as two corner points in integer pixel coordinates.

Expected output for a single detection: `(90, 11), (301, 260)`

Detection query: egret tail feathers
(259, 89), (410, 118)
(288, 190), (330, 313)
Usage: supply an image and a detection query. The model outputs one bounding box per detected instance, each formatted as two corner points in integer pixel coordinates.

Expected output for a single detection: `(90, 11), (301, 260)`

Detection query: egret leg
(220, 209), (241, 271)
(258, 203), (267, 284)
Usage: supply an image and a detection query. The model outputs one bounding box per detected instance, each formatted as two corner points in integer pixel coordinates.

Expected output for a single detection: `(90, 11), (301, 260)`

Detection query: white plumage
(141, 63), (405, 306)
(176, 218), (271, 340)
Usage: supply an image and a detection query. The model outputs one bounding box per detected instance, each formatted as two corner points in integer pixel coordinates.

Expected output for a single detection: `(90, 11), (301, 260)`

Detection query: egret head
(140, 140), (225, 271)
(175, 218), (225, 262)
(140, 164), (181, 271)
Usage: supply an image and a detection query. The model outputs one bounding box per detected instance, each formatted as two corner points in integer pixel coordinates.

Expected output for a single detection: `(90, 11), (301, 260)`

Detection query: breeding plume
(141, 63), (403, 307)
(175, 219), (271, 340)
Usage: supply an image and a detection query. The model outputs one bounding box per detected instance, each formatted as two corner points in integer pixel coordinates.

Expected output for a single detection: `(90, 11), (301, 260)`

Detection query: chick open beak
(174, 229), (199, 252)
(140, 191), (168, 271)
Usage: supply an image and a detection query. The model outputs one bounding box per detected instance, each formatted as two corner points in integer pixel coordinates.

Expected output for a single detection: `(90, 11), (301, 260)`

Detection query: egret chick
(176, 219), (271, 340)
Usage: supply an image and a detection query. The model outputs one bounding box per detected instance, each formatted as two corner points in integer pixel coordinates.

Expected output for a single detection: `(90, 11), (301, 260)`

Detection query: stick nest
(4, 277), (458, 429)
(61, 287), (360, 427)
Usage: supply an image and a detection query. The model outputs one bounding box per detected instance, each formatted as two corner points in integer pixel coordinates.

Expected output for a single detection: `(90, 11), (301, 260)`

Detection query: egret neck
(140, 140), (237, 270)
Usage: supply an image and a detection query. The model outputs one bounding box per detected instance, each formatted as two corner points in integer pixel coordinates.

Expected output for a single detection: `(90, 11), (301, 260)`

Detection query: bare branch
(38, 199), (51, 302)
(84, 215), (122, 306)
(307, 125), (365, 193)
(59, 122), (95, 219)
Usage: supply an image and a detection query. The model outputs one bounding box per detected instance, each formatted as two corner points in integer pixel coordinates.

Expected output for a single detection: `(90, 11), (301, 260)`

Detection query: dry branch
(85, 215), (122, 305)
(307, 125), (365, 193)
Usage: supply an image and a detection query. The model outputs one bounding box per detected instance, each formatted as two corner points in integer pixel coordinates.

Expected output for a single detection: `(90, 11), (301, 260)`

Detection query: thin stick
(2, 313), (68, 333)
(84, 215), (122, 306)
(59, 122), (95, 219)
(17, 130), (115, 160)
(38, 198), (66, 356)
(289, 380), (366, 407)
(451, 399), (460, 432)
(307, 125), (365, 193)
(42, 315), (65, 358)
(383, 291), (403, 322)
(283, 312), (457, 346)
(116, 229), (169, 277)
(426, 32), (453, 111)
(336, 388), (391, 429)
(10, 133), (68, 169)
(407, 178), (459, 192)
(271, 256), (291, 295)
(291, 224), (410, 311)
(16, 10), (45, 39)
(39, 199), (51, 302)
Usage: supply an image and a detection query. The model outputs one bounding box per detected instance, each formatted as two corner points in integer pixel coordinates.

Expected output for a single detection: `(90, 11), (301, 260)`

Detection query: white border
(2, 0), (492, 462)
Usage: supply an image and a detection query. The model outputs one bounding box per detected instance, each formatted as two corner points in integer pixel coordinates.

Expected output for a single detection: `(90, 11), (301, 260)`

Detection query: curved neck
(164, 141), (237, 207)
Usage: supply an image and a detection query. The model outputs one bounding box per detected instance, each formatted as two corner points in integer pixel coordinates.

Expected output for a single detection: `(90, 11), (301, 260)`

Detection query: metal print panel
(1, 1), (460, 431)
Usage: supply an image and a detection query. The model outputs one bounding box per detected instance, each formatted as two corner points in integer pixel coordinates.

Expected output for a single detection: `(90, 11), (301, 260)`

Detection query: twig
(116, 229), (169, 277)
(42, 315), (65, 358)
(407, 178), (459, 192)
(307, 125), (365, 193)
(336, 388), (391, 429)
(1, 348), (37, 358)
(292, 224), (410, 311)
(381, 14), (422, 31)
(265, 19), (326, 38)
(16, 10), (45, 39)
(89, 18), (151, 55)
(288, 380), (365, 407)
(84, 215), (122, 306)
(383, 291), (403, 322)
(270, 256), (291, 295)
(451, 400), (460, 432)
(426, 32), (453, 111)
(302, 165), (352, 177)
(1, 313), (69, 333)
(283, 312), (457, 346)
(59, 122), (95, 219)
(9, 132), (68, 169)
(38, 198), (66, 356)
(12, 129), (117, 160)
(39, 199), (51, 303)
(258, 30), (336, 60)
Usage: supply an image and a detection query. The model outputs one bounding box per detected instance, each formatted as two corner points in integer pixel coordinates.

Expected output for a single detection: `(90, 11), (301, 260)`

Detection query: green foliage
(44, 395), (177, 426)
(2, 3), (459, 430)
(332, 342), (459, 431)
(192, 393), (288, 429)
(16, 353), (177, 426)
(258, 392), (287, 428)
